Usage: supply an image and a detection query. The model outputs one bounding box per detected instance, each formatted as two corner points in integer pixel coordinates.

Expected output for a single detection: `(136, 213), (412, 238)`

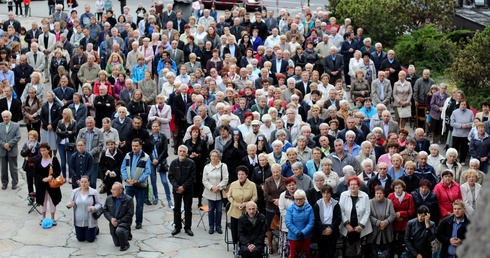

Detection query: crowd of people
(0, 1), (487, 257)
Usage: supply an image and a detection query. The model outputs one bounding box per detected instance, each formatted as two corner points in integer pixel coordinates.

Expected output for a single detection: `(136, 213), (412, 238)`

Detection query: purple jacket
(430, 91), (449, 120)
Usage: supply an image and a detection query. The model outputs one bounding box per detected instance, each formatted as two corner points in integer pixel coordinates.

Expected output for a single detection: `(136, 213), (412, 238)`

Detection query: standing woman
(460, 169), (482, 218)
(434, 169), (462, 220)
(56, 108), (77, 182)
(138, 70), (157, 106)
(250, 153), (272, 215)
(82, 84), (96, 117)
(221, 130), (248, 184)
(430, 83), (450, 143)
(66, 176), (102, 242)
(184, 125), (209, 208)
(21, 130), (41, 198)
(227, 165), (258, 245)
(146, 121), (171, 206)
(127, 89), (149, 128)
(35, 142), (62, 225)
(339, 176), (373, 258)
(202, 150), (229, 234)
(21, 87), (43, 139)
(313, 184), (342, 258)
(392, 71), (412, 129)
(263, 164), (286, 254)
(285, 189), (315, 258)
(99, 139), (124, 196)
(387, 179), (415, 257)
(368, 185), (396, 257)
(148, 94), (172, 141)
(40, 91), (62, 156)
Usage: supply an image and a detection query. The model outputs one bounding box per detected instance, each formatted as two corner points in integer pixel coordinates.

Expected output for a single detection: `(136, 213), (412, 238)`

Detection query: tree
(328, 0), (456, 47)
(449, 27), (490, 107)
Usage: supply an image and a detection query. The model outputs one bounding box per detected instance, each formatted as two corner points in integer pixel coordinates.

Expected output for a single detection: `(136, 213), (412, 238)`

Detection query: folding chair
(27, 192), (41, 215)
(197, 205), (209, 231)
(224, 202), (234, 252)
(171, 206), (185, 227)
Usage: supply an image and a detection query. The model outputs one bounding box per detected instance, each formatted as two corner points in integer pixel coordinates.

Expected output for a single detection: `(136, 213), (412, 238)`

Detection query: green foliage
(328, 0), (456, 47)
(394, 25), (458, 73)
(449, 27), (490, 108)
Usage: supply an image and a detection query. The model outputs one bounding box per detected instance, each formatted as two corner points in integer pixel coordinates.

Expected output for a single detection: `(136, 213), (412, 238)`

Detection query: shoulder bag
(48, 159), (65, 188)
(219, 164), (229, 199)
(91, 195), (104, 219)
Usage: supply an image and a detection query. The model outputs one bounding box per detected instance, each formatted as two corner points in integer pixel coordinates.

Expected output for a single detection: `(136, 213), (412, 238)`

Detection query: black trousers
(173, 188), (193, 230)
(452, 136), (469, 163)
(231, 217), (239, 244)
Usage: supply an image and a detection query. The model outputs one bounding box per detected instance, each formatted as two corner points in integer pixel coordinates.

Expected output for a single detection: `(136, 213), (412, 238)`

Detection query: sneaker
(52, 220), (57, 226)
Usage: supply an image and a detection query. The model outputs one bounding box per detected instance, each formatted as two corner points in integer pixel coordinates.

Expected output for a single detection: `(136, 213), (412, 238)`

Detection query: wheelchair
(234, 243), (269, 258)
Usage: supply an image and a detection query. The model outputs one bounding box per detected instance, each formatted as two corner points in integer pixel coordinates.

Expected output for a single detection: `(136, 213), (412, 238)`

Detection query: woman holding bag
(35, 142), (63, 226)
(202, 150), (229, 234)
(66, 176), (102, 242)
(392, 71), (412, 129)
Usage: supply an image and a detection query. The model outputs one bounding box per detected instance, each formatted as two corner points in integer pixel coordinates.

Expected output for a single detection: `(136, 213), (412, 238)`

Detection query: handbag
(48, 159), (65, 188)
(345, 238), (362, 258)
(270, 214), (280, 231)
(371, 230), (391, 258)
(65, 142), (76, 152)
(219, 164), (229, 199)
(91, 195), (104, 219)
(397, 106), (412, 118)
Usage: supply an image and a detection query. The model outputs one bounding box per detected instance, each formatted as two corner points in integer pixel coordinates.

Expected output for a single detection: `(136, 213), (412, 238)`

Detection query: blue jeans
(158, 170), (172, 202)
(90, 163), (99, 189)
(125, 185), (146, 225)
(58, 144), (73, 179)
(208, 199), (223, 230)
(75, 226), (97, 242)
(149, 164), (158, 199)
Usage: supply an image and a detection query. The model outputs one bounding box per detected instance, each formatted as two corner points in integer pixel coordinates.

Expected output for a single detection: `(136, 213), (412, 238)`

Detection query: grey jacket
(450, 108), (474, 138)
(413, 77), (436, 104)
(77, 127), (105, 163)
(368, 198), (396, 244)
(371, 78), (392, 106)
(0, 122), (21, 157)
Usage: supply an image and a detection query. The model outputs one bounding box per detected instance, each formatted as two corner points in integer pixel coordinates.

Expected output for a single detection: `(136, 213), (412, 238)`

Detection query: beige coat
(77, 63), (101, 83)
(227, 179), (257, 219)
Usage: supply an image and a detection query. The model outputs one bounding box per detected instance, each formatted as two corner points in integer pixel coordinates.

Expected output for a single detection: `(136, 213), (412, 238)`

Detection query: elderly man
(337, 117), (365, 145)
(0, 85), (22, 123)
(119, 79), (135, 104)
(333, 165), (369, 199)
(103, 182), (134, 251)
(366, 162), (393, 198)
(237, 201), (267, 258)
(0, 111), (21, 190)
(77, 55), (101, 85)
(52, 4), (68, 23)
(77, 116), (105, 189)
(13, 55), (34, 100)
(245, 120), (265, 145)
(379, 50), (401, 87)
(323, 46), (343, 84)
(94, 85), (115, 128)
(26, 42), (46, 73)
(327, 139), (359, 177)
(121, 138), (151, 230)
(371, 71), (392, 106)
(450, 99), (474, 165)
(111, 106), (133, 151)
(168, 145), (196, 236)
(414, 128), (431, 153)
(414, 151), (437, 189)
(373, 110), (399, 140)
(413, 69), (436, 106)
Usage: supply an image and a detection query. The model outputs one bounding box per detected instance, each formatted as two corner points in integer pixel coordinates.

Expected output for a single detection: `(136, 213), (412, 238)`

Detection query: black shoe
(120, 243), (130, 251)
(269, 248), (273, 254)
(173, 149), (177, 155)
(135, 224), (142, 229)
(128, 232), (133, 240)
(171, 228), (181, 235)
(185, 229), (194, 236)
(145, 200), (152, 205)
(209, 228), (214, 234)
(216, 228), (223, 234)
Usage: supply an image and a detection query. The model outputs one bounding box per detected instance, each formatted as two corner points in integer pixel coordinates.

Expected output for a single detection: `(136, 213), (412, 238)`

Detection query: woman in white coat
(339, 176), (373, 257)
(148, 94), (172, 140)
(460, 169), (481, 218)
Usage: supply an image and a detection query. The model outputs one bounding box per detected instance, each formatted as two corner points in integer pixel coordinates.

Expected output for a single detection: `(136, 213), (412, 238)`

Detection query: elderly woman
(99, 139), (124, 196)
(313, 184), (341, 258)
(392, 71), (412, 129)
(435, 148), (462, 182)
(127, 89), (149, 127)
(306, 172), (326, 206)
(388, 153), (405, 180)
(40, 91), (62, 156)
(263, 164), (286, 254)
(434, 169), (463, 220)
(430, 83), (450, 143)
(21, 87), (43, 138)
(339, 176), (373, 257)
(49, 48), (69, 83)
(66, 176), (102, 242)
(227, 166), (258, 245)
(93, 70), (113, 96)
(321, 159), (340, 190)
(411, 179), (440, 225)
(202, 150), (229, 234)
(460, 169), (481, 217)
(21, 71), (45, 102)
(138, 70), (157, 105)
(82, 84), (96, 117)
(469, 122), (490, 174)
(148, 94), (172, 140)
(279, 177), (297, 233)
(250, 153), (272, 214)
(358, 158), (377, 184)
(368, 185), (396, 257)
(387, 179), (415, 257)
(427, 144), (444, 169)
(285, 189), (315, 258)
(184, 125), (209, 208)
(35, 142), (63, 226)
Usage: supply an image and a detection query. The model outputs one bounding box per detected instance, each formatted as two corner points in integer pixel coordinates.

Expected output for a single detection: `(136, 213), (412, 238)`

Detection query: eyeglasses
(294, 198), (305, 201)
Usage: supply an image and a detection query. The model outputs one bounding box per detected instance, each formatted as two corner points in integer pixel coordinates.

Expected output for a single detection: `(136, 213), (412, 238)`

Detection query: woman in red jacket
(388, 179), (415, 257)
(433, 169), (463, 219)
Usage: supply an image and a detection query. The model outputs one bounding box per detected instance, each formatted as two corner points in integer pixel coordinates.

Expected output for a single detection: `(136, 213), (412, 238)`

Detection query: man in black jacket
(238, 201), (267, 258)
(103, 182), (134, 251)
(436, 200), (470, 258)
(404, 205), (436, 258)
(168, 145), (196, 237)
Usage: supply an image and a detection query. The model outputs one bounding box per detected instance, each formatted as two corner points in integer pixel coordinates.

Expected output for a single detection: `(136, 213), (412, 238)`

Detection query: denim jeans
(149, 164), (158, 199)
(58, 144), (73, 179)
(158, 170), (172, 203)
(208, 199), (223, 230)
(125, 185), (146, 225)
(75, 226), (97, 242)
(90, 163), (99, 189)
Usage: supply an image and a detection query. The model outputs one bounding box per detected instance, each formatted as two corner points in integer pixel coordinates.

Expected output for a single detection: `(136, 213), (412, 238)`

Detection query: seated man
(238, 201), (267, 258)
(103, 182), (134, 251)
